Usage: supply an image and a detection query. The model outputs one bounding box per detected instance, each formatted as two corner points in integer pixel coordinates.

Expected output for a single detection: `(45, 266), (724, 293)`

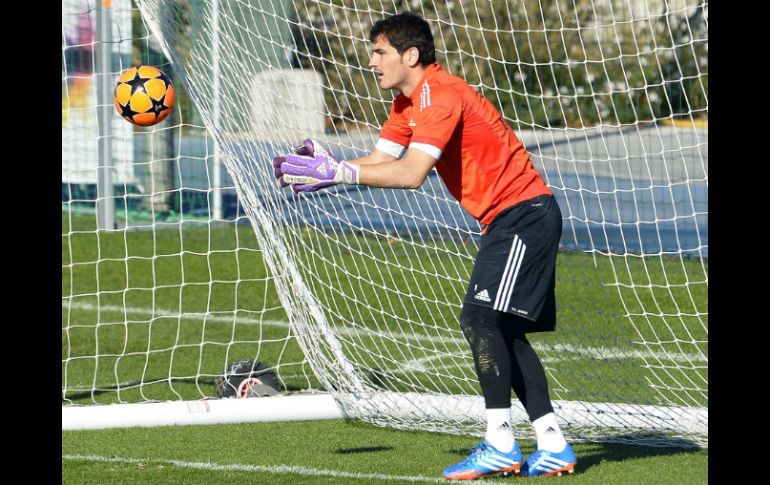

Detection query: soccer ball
(114, 66), (175, 126)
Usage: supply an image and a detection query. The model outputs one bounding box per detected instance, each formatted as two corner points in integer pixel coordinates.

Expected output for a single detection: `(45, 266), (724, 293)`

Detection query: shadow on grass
(564, 439), (706, 474)
(335, 446), (394, 454)
(62, 378), (313, 402)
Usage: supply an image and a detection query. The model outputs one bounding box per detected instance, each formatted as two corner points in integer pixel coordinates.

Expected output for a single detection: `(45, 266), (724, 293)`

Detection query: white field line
(61, 454), (504, 484)
(62, 300), (707, 363)
(398, 353), (567, 373)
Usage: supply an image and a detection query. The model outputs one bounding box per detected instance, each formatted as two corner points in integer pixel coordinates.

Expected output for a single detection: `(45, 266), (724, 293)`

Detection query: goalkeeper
(273, 11), (576, 480)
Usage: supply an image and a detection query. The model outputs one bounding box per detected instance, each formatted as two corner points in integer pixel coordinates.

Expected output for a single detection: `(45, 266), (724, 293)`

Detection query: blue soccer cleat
(520, 442), (577, 477)
(442, 440), (523, 480)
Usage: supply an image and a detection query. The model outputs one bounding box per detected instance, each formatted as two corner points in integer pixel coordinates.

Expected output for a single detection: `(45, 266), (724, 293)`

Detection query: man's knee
(459, 303), (508, 335)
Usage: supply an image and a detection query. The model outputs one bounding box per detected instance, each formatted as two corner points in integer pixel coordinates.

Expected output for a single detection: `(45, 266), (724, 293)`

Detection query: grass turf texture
(63, 211), (706, 445)
(62, 212), (707, 480)
(62, 419), (707, 484)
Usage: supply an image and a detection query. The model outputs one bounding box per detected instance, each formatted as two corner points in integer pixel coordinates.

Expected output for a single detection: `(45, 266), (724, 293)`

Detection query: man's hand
(272, 155), (290, 188)
(272, 140), (313, 188)
(273, 139), (359, 193)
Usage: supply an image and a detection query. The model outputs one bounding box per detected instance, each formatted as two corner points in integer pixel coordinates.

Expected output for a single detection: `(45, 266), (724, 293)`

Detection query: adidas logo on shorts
(474, 289), (491, 302)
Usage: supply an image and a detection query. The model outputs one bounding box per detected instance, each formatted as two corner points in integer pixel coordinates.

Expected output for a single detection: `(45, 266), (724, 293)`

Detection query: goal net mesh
(64, 0), (707, 448)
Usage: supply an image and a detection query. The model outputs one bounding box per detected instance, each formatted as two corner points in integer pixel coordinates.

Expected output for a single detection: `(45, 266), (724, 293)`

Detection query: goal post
(62, 394), (347, 430)
(62, 0), (708, 448)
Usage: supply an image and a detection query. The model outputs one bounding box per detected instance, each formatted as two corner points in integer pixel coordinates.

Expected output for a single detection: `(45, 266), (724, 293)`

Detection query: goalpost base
(62, 394), (346, 431)
(63, 392), (707, 448)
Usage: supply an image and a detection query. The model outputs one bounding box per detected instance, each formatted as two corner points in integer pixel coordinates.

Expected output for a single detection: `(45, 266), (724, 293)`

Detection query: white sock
(532, 413), (567, 452)
(485, 408), (515, 453)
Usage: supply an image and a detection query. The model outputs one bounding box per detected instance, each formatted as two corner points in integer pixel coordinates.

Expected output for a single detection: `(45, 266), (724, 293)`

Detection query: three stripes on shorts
(493, 234), (526, 312)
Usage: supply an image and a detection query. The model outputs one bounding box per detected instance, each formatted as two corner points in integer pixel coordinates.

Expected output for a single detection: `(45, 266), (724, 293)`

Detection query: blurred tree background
(129, 0), (707, 133)
(289, 0), (707, 132)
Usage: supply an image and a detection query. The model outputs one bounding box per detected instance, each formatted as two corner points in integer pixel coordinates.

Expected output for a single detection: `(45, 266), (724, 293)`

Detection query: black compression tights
(459, 304), (554, 421)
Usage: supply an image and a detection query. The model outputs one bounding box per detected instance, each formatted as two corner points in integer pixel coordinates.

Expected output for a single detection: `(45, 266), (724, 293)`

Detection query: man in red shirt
(273, 11), (576, 480)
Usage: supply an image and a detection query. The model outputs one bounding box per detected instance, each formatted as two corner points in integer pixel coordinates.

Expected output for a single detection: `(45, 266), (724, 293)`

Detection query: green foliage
(290, 0), (708, 130)
(131, 1), (706, 132)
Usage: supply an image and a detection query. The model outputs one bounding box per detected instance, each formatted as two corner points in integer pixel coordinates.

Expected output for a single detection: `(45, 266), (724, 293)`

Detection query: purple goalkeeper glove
(272, 139), (359, 193)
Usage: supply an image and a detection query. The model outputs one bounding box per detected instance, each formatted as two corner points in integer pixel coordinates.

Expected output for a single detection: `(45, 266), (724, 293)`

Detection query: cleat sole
(443, 463), (522, 481)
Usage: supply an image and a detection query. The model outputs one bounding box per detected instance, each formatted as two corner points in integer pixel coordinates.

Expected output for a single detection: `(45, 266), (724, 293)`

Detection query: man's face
(368, 35), (412, 91)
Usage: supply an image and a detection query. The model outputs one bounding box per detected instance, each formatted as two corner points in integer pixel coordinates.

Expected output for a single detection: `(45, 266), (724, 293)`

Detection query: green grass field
(62, 212), (707, 483)
(62, 420), (707, 484)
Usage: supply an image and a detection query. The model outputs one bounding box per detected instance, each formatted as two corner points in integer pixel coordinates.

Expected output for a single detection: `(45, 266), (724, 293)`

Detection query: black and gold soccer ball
(114, 66), (175, 127)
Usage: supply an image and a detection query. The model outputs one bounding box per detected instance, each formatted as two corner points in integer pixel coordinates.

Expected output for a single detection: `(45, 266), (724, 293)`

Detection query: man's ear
(407, 47), (419, 66)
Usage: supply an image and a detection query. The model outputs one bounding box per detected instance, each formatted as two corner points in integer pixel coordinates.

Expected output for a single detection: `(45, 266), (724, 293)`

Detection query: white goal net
(63, 0), (708, 448)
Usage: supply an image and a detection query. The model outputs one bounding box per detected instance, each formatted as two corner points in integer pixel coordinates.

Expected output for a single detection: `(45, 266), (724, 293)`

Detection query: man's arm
(274, 139), (438, 192)
(347, 146), (398, 166)
(356, 148), (437, 189)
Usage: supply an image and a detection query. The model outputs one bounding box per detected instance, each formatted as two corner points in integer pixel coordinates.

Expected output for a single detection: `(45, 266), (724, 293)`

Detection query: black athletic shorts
(463, 194), (563, 333)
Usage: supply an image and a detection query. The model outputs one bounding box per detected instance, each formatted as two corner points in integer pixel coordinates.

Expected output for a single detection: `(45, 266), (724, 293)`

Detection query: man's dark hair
(369, 12), (436, 66)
